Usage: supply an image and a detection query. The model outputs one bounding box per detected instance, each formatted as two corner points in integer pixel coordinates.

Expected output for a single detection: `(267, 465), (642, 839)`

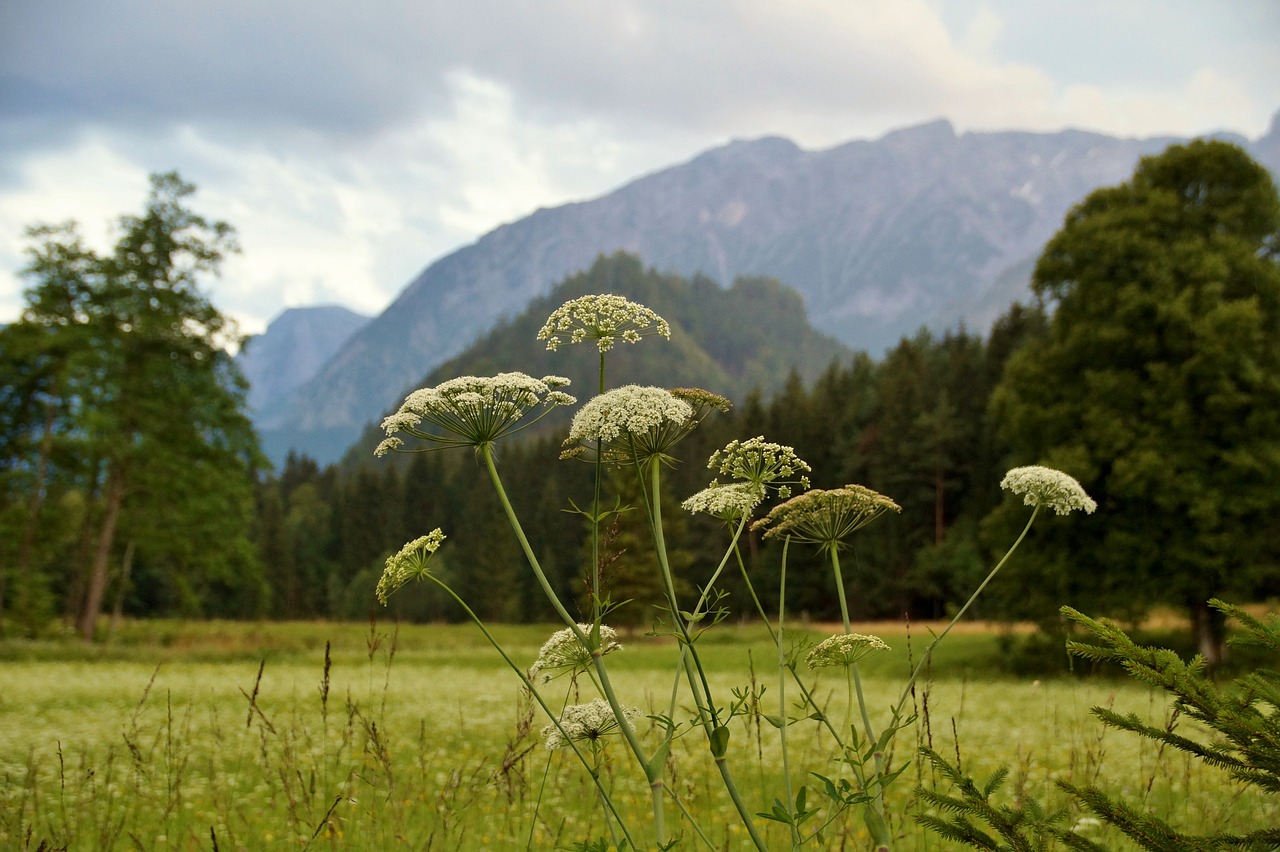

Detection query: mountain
(342, 253), (851, 466)
(237, 305), (370, 462)
(258, 113), (1280, 466)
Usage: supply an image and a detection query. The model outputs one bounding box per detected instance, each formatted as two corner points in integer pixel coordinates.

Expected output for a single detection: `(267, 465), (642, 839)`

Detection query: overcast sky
(2, 0), (1277, 335)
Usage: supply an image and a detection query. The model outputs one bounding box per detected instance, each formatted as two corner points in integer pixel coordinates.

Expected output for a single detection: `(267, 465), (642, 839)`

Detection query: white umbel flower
(1001, 466), (1097, 515)
(566, 385), (695, 463)
(806, 633), (890, 668)
(374, 372), (574, 454)
(537, 294), (671, 352)
(375, 529), (445, 604)
(530, 624), (622, 683)
(542, 699), (641, 750)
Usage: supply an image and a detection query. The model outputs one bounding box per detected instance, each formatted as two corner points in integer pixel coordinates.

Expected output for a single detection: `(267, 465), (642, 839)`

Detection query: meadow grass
(1, 619), (1274, 850)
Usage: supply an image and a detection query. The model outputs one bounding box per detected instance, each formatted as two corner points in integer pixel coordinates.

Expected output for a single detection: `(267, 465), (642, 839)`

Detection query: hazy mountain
(342, 253), (851, 466)
(238, 306), (370, 461)
(258, 113), (1280, 466)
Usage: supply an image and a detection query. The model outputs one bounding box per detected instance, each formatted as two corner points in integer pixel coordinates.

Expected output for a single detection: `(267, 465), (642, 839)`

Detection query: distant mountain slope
(341, 253), (851, 466)
(238, 306), (369, 464)
(262, 113), (1280, 465)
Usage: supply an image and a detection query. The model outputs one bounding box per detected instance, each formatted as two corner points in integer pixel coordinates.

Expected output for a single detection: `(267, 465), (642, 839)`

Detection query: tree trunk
(77, 465), (127, 643)
(107, 539), (136, 643)
(1191, 599), (1226, 674)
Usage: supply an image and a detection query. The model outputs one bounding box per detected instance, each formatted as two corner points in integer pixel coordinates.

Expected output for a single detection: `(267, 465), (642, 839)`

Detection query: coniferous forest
(3, 141), (1279, 658)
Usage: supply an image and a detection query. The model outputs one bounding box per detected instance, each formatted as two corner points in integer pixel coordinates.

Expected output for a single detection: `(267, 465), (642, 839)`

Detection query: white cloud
(1, 0), (1276, 334)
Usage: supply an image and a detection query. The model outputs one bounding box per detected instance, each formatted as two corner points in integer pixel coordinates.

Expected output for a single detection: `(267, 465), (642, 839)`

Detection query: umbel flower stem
(893, 504), (1041, 719)
(480, 444), (667, 845)
(642, 458), (768, 852)
(829, 545), (889, 847)
(422, 571), (638, 850)
(777, 536), (801, 849)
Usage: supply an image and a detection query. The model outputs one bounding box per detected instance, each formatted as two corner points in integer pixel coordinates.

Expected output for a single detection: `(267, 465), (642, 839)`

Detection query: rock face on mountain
(257, 115), (1280, 466)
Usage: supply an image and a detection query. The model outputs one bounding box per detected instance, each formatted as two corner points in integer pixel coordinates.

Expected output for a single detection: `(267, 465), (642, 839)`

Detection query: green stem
(831, 546), (889, 848)
(778, 536), (800, 848)
(893, 504), (1041, 718)
(644, 458), (768, 852)
(482, 444), (665, 845)
(426, 574), (638, 850)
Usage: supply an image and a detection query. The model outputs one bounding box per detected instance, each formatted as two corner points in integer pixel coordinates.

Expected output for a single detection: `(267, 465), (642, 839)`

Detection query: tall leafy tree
(9, 172), (264, 639)
(988, 140), (1280, 664)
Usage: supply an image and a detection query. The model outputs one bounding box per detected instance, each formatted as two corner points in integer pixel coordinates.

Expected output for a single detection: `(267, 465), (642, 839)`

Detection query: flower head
(706, 437), (811, 498)
(530, 623), (622, 683)
(806, 633), (890, 668)
(375, 529), (445, 604)
(681, 482), (765, 522)
(1001, 466), (1097, 515)
(375, 372), (575, 454)
(538, 294), (671, 352)
(565, 385), (696, 464)
(542, 699), (641, 751)
(753, 484), (900, 548)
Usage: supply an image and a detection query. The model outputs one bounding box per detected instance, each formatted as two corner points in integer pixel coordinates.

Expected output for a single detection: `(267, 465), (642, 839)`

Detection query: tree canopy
(0, 172), (265, 639)
(987, 140), (1280, 664)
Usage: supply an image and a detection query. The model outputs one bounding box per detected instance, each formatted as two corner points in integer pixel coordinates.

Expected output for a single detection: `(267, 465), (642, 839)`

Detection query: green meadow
(2, 619), (1273, 850)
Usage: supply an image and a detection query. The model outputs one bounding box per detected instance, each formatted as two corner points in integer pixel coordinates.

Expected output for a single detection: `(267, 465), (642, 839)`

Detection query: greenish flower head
(706, 436), (812, 498)
(681, 482), (765, 522)
(537, 294), (671, 352)
(806, 633), (890, 668)
(375, 529), (445, 604)
(565, 385), (696, 464)
(753, 484), (901, 548)
(374, 372), (575, 455)
(1001, 465), (1097, 515)
(530, 623), (622, 683)
(541, 699), (641, 751)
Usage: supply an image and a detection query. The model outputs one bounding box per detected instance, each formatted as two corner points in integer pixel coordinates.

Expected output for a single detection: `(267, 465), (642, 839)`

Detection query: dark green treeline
(256, 307), (1048, 627)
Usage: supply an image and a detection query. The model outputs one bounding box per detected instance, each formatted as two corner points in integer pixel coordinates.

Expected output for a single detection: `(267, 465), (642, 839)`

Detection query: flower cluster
(753, 484), (901, 547)
(530, 623), (622, 683)
(537, 294), (671, 352)
(565, 385), (696, 463)
(706, 437), (812, 499)
(681, 482), (765, 522)
(1001, 466), (1097, 515)
(374, 373), (574, 455)
(375, 529), (446, 604)
(806, 633), (890, 668)
(542, 699), (641, 751)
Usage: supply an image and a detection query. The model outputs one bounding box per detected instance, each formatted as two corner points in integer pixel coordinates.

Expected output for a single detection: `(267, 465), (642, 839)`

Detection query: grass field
(1, 618), (1274, 850)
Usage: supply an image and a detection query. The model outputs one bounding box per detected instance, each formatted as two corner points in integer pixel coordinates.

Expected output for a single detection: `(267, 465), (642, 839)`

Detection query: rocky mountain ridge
(252, 113), (1280, 466)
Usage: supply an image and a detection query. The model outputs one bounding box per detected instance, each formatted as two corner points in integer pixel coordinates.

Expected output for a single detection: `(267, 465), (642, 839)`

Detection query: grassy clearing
(1, 619), (1274, 850)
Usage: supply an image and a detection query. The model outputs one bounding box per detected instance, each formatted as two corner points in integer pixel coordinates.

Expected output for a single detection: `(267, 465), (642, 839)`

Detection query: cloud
(1, 0), (1277, 332)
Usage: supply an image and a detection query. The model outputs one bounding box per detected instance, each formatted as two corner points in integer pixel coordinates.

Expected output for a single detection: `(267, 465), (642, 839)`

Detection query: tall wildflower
(374, 372), (574, 455)
(537, 294), (670, 352)
(1001, 465), (1097, 515)
(542, 699), (642, 751)
(753, 484), (900, 550)
(375, 529), (445, 604)
(565, 385), (699, 464)
(705, 436), (812, 499)
(530, 623), (623, 683)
